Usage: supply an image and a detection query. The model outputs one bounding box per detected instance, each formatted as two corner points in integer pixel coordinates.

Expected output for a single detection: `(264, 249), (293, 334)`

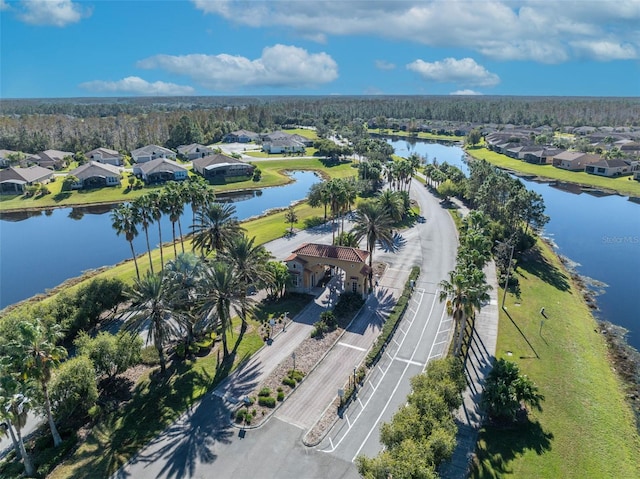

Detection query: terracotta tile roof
(291, 243), (369, 264)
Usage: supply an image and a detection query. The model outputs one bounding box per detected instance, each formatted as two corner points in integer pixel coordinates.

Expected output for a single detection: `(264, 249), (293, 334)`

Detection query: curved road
(113, 180), (458, 479)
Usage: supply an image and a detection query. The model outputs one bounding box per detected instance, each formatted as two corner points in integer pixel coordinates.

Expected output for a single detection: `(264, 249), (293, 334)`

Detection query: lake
(0, 171), (320, 309)
(390, 138), (640, 350)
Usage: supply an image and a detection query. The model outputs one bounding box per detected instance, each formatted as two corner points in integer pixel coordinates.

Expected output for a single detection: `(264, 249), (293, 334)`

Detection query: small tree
(284, 205), (298, 233)
(437, 179), (459, 202)
(465, 128), (482, 146)
(74, 331), (142, 380)
(482, 358), (544, 423)
(62, 175), (79, 191)
(49, 356), (98, 422)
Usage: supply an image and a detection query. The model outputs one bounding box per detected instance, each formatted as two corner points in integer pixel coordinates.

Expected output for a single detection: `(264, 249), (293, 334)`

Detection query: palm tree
(124, 272), (181, 374)
(351, 201), (394, 285)
(191, 202), (244, 256)
(7, 320), (67, 447)
(163, 182), (186, 255)
(111, 203), (141, 280)
(377, 189), (404, 223)
(132, 196), (155, 273)
(197, 262), (249, 359)
(164, 252), (205, 349)
(220, 234), (271, 334)
(146, 190), (165, 268)
(307, 182), (330, 220)
(0, 378), (36, 476)
(438, 265), (492, 356)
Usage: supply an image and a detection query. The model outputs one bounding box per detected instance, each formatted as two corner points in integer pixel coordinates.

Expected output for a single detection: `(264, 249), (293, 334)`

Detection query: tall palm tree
(111, 203), (141, 280)
(221, 234), (272, 334)
(0, 378), (36, 476)
(438, 265), (492, 356)
(7, 320), (67, 447)
(327, 179), (347, 243)
(164, 252), (205, 349)
(163, 182), (186, 255)
(146, 190), (166, 268)
(377, 189), (404, 223)
(191, 202), (244, 257)
(124, 272), (181, 374)
(132, 196), (155, 273)
(197, 262), (249, 359)
(351, 201), (394, 285)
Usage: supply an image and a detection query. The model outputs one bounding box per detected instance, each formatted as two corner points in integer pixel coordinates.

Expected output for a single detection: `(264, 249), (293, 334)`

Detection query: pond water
(390, 139), (640, 350)
(0, 171), (320, 309)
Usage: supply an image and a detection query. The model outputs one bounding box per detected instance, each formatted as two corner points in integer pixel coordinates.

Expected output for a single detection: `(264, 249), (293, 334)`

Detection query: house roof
(265, 138), (306, 148)
(0, 165), (53, 183)
(228, 129), (259, 138)
(29, 149), (73, 163)
(86, 147), (120, 159)
(131, 144), (175, 157)
(177, 143), (215, 155)
(70, 161), (121, 180)
(589, 159), (630, 169)
(193, 153), (247, 169)
(135, 158), (187, 174)
(290, 243), (370, 264)
(553, 151), (585, 161)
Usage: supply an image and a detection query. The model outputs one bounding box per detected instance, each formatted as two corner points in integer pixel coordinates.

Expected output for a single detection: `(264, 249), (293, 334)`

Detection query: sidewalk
(439, 201), (500, 478)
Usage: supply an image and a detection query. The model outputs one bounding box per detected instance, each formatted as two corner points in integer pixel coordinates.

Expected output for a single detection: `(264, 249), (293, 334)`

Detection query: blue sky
(1, 0), (639, 98)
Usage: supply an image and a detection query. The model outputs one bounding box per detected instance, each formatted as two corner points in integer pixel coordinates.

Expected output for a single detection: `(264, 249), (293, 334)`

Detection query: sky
(1, 0), (639, 98)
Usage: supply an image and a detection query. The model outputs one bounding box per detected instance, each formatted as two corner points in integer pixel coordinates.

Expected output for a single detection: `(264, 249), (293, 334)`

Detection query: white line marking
(432, 340), (448, 347)
(337, 342), (367, 352)
(395, 358), (425, 367)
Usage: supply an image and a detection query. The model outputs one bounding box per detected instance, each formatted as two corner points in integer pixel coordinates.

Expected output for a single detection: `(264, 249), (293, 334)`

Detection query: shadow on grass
(472, 420), (554, 478)
(503, 308), (540, 360)
(518, 247), (571, 292)
(53, 191), (72, 202)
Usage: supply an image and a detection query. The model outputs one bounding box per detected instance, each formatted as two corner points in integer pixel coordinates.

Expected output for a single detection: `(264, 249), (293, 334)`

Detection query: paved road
(114, 180), (460, 478)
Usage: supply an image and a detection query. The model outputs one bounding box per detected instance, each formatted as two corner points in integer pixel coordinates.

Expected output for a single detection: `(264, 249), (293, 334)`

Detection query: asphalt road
(114, 179), (458, 479)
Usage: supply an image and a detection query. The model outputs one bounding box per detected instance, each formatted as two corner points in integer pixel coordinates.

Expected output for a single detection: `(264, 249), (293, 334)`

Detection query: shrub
(333, 292), (365, 318)
(282, 377), (296, 388)
(277, 391), (285, 401)
(140, 345), (160, 365)
(288, 369), (305, 382)
(74, 330), (142, 380)
(258, 396), (276, 408)
(258, 387), (272, 397)
(50, 356), (98, 422)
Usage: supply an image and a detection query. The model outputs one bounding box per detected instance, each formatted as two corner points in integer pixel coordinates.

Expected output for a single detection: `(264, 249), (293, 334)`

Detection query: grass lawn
(471, 239), (640, 479)
(283, 128), (319, 140)
(47, 318), (265, 479)
(367, 128), (464, 142)
(244, 147), (318, 158)
(466, 146), (640, 198)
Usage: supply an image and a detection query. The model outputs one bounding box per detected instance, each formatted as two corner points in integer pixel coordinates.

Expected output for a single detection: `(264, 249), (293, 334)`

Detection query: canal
(0, 171), (320, 309)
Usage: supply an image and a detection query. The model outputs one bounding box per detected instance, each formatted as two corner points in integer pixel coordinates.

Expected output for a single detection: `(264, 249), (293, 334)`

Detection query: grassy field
(367, 128), (464, 142)
(244, 147), (318, 158)
(466, 146), (640, 197)
(471, 239), (640, 478)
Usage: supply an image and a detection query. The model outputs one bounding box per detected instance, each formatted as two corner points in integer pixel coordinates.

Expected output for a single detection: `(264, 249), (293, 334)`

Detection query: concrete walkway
(439, 196), (500, 479)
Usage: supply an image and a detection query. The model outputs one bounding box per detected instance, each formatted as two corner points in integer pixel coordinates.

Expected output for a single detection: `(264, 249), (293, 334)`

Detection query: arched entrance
(284, 243), (371, 298)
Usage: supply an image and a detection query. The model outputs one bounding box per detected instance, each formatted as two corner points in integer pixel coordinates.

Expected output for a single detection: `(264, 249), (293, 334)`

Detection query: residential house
(177, 143), (216, 161)
(505, 145), (525, 159)
(192, 153), (253, 181)
(634, 171), (640, 181)
(85, 147), (123, 166)
(262, 137), (306, 154)
(553, 151), (601, 171)
(523, 148), (564, 165)
(28, 149), (73, 170)
(585, 159), (635, 177)
(619, 142), (640, 157)
(223, 130), (260, 143)
(0, 166), (54, 194)
(68, 161), (122, 189)
(132, 158), (188, 184)
(130, 145), (176, 164)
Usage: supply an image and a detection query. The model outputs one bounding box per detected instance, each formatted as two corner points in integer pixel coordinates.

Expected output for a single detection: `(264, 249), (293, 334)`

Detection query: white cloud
(570, 40), (637, 61)
(375, 60), (396, 71)
(450, 89), (483, 96)
(79, 77), (195, 96)
(137, 44), (338, 90)
(191, 1), (640, 63)
(18, 0), (90, 27)
(407, 58), (500, 87)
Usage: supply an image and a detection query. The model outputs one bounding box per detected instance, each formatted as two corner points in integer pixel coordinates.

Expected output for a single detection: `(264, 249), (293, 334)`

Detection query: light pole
(283, 311), (289, 332)
(496, 240), (515, 309)
(291, 352), (296, 373)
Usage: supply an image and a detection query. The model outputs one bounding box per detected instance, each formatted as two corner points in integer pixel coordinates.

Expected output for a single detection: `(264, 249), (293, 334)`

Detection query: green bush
(50, 356), (98, 422)
(258, 387), (272, 397)
(333, 292), (365, 318)
(140, 345), (160, 365)
(288, 369), (305, 382)
(282, 376), (296, 388)
(277, 391), (285, 401)
(258, 396), (276, 408)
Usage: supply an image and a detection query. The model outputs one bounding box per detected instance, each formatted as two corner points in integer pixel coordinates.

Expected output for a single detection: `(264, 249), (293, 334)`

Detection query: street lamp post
(283, 311), (289, 332)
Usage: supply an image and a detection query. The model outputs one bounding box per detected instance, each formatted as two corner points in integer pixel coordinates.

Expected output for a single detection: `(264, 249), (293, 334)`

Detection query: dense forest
(1, 95), (638, 154)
